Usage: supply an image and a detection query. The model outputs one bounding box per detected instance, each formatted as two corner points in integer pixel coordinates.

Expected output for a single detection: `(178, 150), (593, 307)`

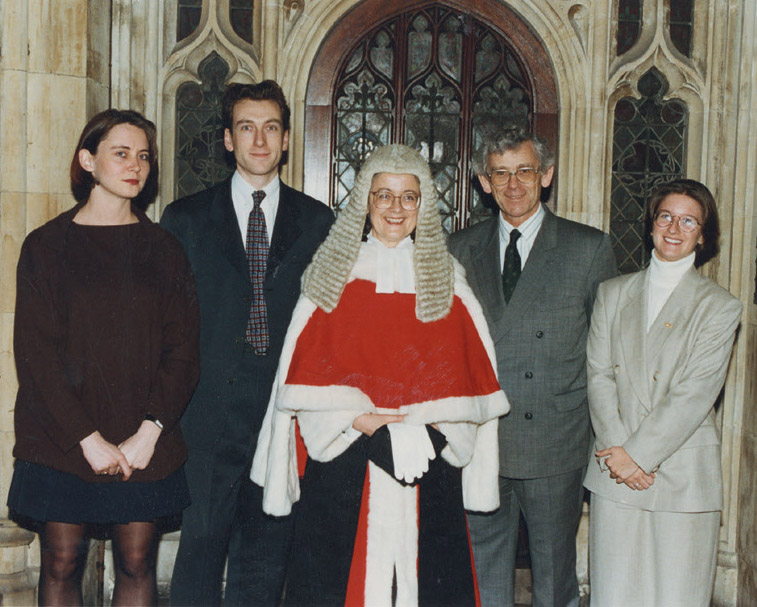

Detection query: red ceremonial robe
(251, 244), (508, 607)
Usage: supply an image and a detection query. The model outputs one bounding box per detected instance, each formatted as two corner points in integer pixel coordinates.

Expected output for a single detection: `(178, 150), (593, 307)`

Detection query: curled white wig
(301, 144), (455, 322)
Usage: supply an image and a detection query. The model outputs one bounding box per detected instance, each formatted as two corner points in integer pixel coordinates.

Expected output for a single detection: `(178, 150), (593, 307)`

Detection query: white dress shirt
(498, 203), (545, 269)
(231, 171), (280, 246)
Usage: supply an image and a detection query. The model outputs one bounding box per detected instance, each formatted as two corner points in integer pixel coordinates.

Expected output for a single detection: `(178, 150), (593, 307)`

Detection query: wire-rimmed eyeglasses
(653, 211), (702, 233)
(369, 189), (421, 210)
(486, 167), (540, 186)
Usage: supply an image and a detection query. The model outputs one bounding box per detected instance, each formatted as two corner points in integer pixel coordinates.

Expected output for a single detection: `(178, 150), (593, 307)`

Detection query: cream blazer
(583, 266), (741, 512)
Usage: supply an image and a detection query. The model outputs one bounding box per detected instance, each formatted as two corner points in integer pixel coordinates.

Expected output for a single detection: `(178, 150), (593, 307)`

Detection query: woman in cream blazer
(583, 179), (742, 607)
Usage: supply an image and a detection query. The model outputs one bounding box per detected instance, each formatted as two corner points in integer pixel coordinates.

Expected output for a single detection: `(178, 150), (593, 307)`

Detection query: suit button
(227, 377), (235, 385)
(653, 371), (659, 382)
(525, 412), (533, 420)
(536, 331), (544, 338)
(614, 364), (621, 374)
(525, 371), (533, 379)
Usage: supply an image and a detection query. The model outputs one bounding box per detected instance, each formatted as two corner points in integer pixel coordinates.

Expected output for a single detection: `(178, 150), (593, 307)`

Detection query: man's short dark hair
(221, 80), (291, 132)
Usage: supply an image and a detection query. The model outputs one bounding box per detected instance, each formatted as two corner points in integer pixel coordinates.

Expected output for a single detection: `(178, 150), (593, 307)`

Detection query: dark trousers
(467, 468), (586, 607)
(170, 353), (294, 607)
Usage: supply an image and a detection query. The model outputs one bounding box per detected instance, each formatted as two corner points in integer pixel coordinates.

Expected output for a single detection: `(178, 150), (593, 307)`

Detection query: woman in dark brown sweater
(7, 109), (200, 606)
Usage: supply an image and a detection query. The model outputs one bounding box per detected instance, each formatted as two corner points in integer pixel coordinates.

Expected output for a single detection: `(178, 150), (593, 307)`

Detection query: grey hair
(301, 144), (454, 322)
(471, 124), (554, 175)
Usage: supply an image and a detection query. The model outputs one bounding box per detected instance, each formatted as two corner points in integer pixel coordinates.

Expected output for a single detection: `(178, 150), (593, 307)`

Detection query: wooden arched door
(304, 0), (558, 231)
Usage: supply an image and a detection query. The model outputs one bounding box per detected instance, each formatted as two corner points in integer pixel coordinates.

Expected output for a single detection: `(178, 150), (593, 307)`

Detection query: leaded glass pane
(470, 29), (530, 225)
(230, 0), (253, 44)
(669, 0), (693, 57)
(175, 53), (234, 198)
(334, 62), (394, 211)
(177, 0), (202, 42)
(407, 15), (432, 79)
(438, 15), (463, 83)
(617, 0), (642, 55)
(611, 69), (688, 274)
(405, 72), (461, 231)
(331, 6), (533, 230)
(370, 30), (394, 79)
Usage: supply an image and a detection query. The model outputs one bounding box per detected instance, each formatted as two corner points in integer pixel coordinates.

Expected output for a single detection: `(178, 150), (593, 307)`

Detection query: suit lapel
(499, 208), (556, 335)
(209, 180), (248, 280)
(646, 266), (701, 368)
(267, 184), (303, 280)
(464, 218), (507, 342)
(619, 271), (651, 409)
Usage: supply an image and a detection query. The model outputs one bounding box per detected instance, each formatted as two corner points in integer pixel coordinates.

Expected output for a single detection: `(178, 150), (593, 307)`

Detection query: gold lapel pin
(664, 321), (673, 328)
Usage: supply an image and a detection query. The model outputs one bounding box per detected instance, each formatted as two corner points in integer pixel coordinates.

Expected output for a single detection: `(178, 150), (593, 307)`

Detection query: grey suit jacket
(449, 206), (617, 478)
(583, 266), (742, 512)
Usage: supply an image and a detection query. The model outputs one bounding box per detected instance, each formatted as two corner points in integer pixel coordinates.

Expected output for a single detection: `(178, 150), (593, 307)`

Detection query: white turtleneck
(646, 250), (695, 331)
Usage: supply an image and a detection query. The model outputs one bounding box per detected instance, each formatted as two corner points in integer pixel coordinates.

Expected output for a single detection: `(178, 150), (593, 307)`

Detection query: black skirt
(7, 460), (190, 525)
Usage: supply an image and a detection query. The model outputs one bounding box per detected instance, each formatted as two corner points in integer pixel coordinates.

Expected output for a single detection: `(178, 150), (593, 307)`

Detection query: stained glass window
(332, 6), (533, 231)
(175, 53), (234, 199)
(611, 69), (688, 274)
(230, 0), (253, 44)
(617, 0), (642, 55)
(669, 0), (694, 57)
(177, 0), (202, 43)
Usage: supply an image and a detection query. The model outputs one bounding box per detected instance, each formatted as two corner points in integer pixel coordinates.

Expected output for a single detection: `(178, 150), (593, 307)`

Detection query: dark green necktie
(502, 229), (521, 303)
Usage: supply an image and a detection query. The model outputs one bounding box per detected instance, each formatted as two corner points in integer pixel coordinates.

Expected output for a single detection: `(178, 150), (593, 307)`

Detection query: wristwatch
(145, 413), (164, 430)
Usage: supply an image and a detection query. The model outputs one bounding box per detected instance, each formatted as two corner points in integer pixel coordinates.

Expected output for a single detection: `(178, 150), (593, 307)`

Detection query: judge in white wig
(251, 144), (509, 607)
(583, 179), (742, 607)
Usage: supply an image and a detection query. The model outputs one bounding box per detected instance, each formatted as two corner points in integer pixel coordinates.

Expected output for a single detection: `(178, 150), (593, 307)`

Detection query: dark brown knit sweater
(12, 204), (200, 483)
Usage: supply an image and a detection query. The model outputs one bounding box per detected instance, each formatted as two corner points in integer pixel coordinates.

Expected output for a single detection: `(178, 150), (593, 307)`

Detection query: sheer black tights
(39, 522), (87, 606)
(39, 521), (159, 607)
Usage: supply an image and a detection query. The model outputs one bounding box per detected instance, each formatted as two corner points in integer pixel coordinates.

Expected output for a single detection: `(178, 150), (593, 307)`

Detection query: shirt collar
(498, 202), (544, 242)
(231, 171), (280, 209)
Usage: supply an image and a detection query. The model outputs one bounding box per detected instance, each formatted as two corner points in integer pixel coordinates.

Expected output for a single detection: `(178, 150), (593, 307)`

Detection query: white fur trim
(365, 462), (419, 606)
(252, 266), (509, 516)
(452, 258), (503, 381)
(461, 418), (501, 511)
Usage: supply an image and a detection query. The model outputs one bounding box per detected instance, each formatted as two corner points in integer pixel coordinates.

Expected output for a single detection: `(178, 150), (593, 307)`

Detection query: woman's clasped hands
(79, 420), (162, 480)
(596, 445), (655, 490)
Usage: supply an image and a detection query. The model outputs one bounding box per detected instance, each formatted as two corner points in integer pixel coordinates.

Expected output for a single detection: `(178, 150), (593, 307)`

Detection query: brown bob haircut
(221, 80), (291, 132)
(644, 178), (720, 268)
(70, 109), (159, 210)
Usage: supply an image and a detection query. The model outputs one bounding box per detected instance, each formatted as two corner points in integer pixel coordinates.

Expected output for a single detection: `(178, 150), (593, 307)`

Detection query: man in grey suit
(449, 126), (616, 607)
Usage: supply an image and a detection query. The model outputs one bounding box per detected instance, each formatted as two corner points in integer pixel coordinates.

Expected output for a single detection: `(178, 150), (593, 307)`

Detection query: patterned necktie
(245, 190), (269, 354)
(502, 229), (521, 304)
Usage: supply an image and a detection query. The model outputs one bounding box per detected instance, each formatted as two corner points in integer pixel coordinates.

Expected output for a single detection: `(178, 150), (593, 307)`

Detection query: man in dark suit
(449, 126), (616, 607)
(162, 81), (333, 607)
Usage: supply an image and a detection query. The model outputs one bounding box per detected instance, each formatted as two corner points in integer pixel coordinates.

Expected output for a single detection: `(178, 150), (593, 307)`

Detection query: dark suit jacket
(161, 179), (333, 450)
(449, 207), (617, 478)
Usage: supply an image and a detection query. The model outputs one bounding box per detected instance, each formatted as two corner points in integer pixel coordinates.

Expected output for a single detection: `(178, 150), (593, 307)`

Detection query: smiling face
(651, 193), (705, 263)
(478, 141), (554, 227)
(78, 123), (151, 203)
(367, 172), (420, 247)
(224, 98), (289, 189)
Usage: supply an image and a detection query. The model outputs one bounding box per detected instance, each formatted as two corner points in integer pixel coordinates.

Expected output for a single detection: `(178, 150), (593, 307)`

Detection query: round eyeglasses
(486, 167), (540, 186)
(653, 211), (702, 233)
(370, 189), (421, 210)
